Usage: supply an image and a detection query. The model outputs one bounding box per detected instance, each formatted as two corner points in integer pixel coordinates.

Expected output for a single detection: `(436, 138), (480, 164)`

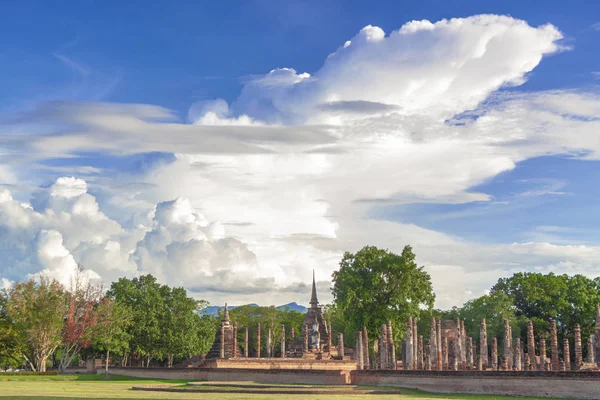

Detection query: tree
(491, 272), (600, 350)
(89, 297), (132, 375)
(107, 275), (165, 367)
(0, 290), (28, 370)
(332, 245), (435, 347)
(59, 277), (102, 372)
(160, 286), (205, 367)
(4, 278), (66, 371)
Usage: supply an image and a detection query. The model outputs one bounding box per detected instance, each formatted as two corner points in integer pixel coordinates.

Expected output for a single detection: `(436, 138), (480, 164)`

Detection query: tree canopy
(332, 245), (435, 344)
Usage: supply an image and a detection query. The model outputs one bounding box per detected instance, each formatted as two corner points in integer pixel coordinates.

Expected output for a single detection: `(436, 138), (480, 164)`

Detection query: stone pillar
(338, 333), (345, 358)
(291, 327), (295, 341)
(513, 338), (521, 371)
(244, 327), (249, 358)
(388, 320), (396, 370)
(430, 317), (437, 370)
(281, 324), (286, 358)
(502, 320), (512, 370)
(563, 338), (570, 371)
(417, 335), (423, 370)
(454, 319), (462, 370)
(381, 324), (388, 369)
(461, 319), (466, 369)
(501, 355), (509, 371)
(480, 318), (488, 369)
(539, 338), (546, 371)
(467, 337), (473, 369)
(477, 354), (483, 371)
(595, 304), (600, 365)
(267, 328), (272, 358)
(524, 353), (530, 371)
(363, 326), (370, 370)
(527, 321), (535, 368)
(304, 324), (309, 353)
(491, 338), (498, 371)
(550, 319), (559, 371)
(559, 360), (565, 371)
(587, 335), (595, 364)
(450, 339), (458, 371)
(442, 336), (448, 370)
(437, 320), (443, 371)
(220, 323), (225, 359)
(381, 337), (385, 370)
(424, 339), (431, 370)
(257, 323), (261, 358)
(405, 317), (413, 370)
(356, 331), (364, 370)
(413, 319), (418, 370)
(574, 324), (582, 370)
(233, 322), (238, 358)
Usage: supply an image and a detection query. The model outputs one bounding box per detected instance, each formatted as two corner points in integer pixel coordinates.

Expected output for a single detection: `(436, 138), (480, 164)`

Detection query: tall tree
(0, 290), (28, 370)
(5, 278), (66, 371)
(89, 297), (132, 375)
(332, 245), (435, 345)
(59, 277), (102, 371)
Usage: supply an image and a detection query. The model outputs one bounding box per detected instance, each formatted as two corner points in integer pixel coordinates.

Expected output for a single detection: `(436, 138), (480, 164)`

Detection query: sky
(1, 0), (600, 309)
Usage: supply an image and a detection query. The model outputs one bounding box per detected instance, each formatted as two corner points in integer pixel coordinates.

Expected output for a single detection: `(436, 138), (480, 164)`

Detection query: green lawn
(0, 374), (574, 400)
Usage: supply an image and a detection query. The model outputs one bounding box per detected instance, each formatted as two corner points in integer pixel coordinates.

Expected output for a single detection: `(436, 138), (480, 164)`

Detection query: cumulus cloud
(2, 15), (600, 308)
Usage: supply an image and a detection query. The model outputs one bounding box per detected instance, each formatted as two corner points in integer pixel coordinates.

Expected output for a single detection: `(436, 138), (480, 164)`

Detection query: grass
(0, 374), (574, 400)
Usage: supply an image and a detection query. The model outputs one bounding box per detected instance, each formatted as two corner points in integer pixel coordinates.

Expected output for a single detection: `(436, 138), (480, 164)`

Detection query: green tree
(0, 290), (28, 370)
(107, 275), (165, 367)
(4, 278), (67, 371)
(332, 245), (435, 348)
(89, 297), (132, 375)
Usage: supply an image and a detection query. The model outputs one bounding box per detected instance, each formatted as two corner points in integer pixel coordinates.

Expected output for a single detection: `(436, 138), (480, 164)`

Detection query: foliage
(89, 297), (133, 373)
(59, 276), (102, 371)
(4, 278), (67, 371)
(331, 245), (435, 346)
(0, 371), (58, 376)
(228, 305), (305, 356)
(491, 272), (600, 342)
(107, 275), (211, 366)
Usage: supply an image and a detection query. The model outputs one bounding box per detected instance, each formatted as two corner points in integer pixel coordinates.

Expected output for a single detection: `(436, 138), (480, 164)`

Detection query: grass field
(0, 374), (574, 400)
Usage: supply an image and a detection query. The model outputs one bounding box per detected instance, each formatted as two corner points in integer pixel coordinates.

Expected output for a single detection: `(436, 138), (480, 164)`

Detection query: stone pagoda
(301, 270), (331, 356)
(206, 303), (242, 359)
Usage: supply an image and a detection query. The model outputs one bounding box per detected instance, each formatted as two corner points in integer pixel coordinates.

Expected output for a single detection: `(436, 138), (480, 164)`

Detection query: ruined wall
(352, 370), (600, 400)
(105, 367), (350, 385)
(202, 358), (357, 371)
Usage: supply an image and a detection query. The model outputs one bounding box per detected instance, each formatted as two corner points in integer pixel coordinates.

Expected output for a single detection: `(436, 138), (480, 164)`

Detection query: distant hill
(201, 302), (307, 315)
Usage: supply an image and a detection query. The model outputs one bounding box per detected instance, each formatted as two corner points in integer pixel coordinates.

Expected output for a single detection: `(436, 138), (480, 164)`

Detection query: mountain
(201, 302), (307, 315)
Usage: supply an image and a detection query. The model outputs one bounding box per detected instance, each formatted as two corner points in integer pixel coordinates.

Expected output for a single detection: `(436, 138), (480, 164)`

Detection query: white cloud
(2, 15), (600, 308)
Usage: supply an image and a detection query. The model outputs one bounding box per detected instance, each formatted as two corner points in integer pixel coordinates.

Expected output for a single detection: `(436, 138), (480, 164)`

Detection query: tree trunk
(168, 354), (173, 368)
(36, 355), (47, 372)
(105, 349), (110, 376)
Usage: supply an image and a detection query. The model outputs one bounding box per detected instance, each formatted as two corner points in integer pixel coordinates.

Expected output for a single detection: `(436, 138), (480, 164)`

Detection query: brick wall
(352, 370), (600, 399)
(203, 358), (357, 371)
(106, 367), (351, 385)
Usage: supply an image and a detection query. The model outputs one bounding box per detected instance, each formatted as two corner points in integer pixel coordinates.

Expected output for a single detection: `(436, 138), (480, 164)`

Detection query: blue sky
(1, 1), (599, 307)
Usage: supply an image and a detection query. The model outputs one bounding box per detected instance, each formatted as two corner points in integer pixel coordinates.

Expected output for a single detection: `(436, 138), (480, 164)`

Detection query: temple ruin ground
(0, 375), (574, 399)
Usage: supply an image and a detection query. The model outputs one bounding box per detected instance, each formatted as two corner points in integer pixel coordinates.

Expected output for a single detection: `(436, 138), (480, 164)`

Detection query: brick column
(362, 326), (370, 369)
(430, 317), (437, 370)
(550, 319), (559, 371)
(574, 324), (582, 370)
(388, 320), (396, 370)
(539, 338), (546, 371)
(563, 338), (570, 371)
(442, 336), (448, 370)
(467, 337), (473, 369)
(405, 317), (413, 370)
(412, 319), (418, 370)
(281, 324), (285, 358)
(417, 335), (423, 370)
(257, 323), (261, 358)
(480, 318), (488, 369)
(232, 322), (237, 358)
(424, 339), (431, 370)
(381, 323), (388, 369)
(356, 331), (364, 370)
(503, 320), (512, 370)
(304, 324), (309, 353)
(461, 320), (466, 370)
(437, 320), (443, 371)
(587, 335), (594, 364)
(513, 338), (521, 371)
(244, 327), (249, 358)
(491, 338), (498, 370)
(527, 321), (535, 368)
(220, 324), (225, 359)
(267, 328), (272, 358)
(338, 333), (344, 358)
(454, 319), (462, 370)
